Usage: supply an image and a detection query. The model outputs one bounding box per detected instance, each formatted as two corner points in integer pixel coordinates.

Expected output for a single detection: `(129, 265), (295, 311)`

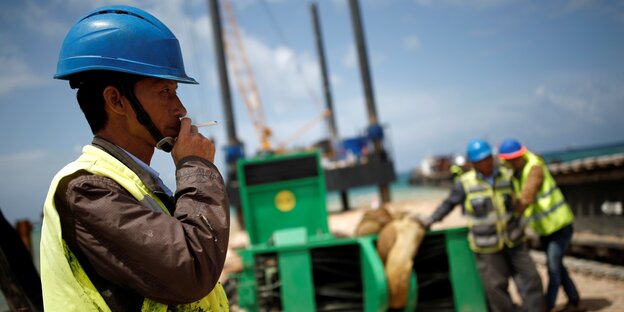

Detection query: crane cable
(223, 0), (331, 151)
(258, 0), (333, 148)
(258, 0), (326, 110)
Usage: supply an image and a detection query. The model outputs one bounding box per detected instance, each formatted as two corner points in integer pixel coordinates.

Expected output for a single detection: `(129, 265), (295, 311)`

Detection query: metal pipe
(208, 0), (241, 147)
(348, 0), (378, 125)
(208, 0), (245, 226)
(348, 0), (391, 203)
(310, 2), (338, 141)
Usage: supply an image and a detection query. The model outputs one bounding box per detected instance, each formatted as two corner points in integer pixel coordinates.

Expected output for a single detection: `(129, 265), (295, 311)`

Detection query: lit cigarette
(195, 121), (218, 128)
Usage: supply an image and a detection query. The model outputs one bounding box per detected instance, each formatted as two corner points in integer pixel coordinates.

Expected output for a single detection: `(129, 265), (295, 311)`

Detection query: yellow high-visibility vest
(520, 151), (574, 236)
(460, 167), (524, 253)
(40, 145), (228, 311)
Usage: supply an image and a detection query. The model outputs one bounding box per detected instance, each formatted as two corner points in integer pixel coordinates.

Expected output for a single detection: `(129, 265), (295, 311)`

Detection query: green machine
(233, 151), (487, 311)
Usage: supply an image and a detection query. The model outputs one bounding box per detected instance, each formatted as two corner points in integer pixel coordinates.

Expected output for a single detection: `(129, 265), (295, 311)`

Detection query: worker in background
(417, 139), (546, 312)
(499, 139), (582, 312)
(450, 154), (468, 182)
(450, 164), (464, 182)
(0, 209), (43, 311)
(40, 5), (229, 311)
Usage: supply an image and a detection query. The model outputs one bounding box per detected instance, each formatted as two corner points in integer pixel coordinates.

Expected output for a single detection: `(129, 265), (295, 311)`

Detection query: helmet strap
(121, 84), (174, 153)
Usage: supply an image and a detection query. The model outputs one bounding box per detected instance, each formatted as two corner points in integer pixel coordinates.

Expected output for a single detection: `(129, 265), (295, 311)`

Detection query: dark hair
(69, 71), (142, 134)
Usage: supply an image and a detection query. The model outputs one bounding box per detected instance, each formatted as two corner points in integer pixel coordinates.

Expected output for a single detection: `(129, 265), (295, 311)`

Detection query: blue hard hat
(55, 5), (197, 84)
(466, 139), (492, 163)
(498, 139), (526, 160)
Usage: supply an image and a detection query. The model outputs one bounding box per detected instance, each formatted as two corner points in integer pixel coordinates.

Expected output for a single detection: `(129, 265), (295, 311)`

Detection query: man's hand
(411, 214), (434, 229)
(172, 118), (216, 164)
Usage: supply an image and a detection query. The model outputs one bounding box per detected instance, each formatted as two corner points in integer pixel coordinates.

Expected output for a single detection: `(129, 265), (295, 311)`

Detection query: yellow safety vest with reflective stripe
(460, 167), (524, 254)
(450, 165), (464, 183)
(520, 151), (574, 236)
(40, 145), (229, 312)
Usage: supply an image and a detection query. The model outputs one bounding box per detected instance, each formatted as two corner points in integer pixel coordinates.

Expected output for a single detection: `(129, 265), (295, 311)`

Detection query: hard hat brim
(499, 146), (526, 160)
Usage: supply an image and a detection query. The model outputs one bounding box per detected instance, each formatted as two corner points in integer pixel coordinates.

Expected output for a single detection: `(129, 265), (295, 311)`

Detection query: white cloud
(0, 57), (49, 97)
(18, 0), (119, 38)
(22, 2), (71, 37)
(150, 1), (214, 81)
(196, 22), (328, 150)
(565, 0), (593, 12)
(414, 0), (433, 6)
(0, 149), (59, 224)
(242, 36), (322, 107)
(330, 0), (347, 11)
(342, 44), (357, 68)
(0, 150), (47, 167)
(403, 34), (421, 51)
(534, 78), (624, 123)
(73, 145), (84, 154)
(414, 0), (515, 9)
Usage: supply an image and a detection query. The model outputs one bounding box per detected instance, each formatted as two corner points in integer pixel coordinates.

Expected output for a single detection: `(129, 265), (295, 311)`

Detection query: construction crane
(220, 0), (329, 154)
(221, 0), (273, 152)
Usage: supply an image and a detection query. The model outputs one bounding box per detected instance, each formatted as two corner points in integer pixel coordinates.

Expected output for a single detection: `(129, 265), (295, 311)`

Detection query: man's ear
(102, 86), (126, 116)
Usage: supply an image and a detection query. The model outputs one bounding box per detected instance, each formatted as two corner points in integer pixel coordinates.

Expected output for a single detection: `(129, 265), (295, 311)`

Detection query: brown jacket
(54, 137), (229, 310)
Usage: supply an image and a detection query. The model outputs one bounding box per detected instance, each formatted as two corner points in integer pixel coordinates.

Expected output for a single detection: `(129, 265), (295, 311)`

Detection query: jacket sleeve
(430, 181), (465, 223)
(518, 165), (544, 212)
(58, 157), (229, 305)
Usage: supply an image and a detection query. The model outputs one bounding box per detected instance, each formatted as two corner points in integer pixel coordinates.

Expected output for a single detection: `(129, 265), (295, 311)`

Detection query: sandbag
(378, 216), (426, 309)
(354, 207), (393, 237)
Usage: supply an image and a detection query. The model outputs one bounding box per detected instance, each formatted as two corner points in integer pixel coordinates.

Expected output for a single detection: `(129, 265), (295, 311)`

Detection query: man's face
(506, 156), (525, 171)
(133, 78), (187, 141)
(473, 155), (494, 177)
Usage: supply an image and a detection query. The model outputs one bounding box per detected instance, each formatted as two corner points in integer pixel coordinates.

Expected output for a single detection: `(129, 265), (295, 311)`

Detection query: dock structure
(540, 142), (624, 264)
(543, 143), (624, 238)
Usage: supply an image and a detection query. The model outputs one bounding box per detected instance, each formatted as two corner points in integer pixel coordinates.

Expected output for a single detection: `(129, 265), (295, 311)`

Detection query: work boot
(559, 300), (586, 312)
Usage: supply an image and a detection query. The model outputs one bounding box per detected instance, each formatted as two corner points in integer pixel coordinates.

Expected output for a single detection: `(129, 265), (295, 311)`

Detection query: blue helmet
(498, 139), (526, 160)
(55, 5), (197, 84)
(466, 139), (492, 163)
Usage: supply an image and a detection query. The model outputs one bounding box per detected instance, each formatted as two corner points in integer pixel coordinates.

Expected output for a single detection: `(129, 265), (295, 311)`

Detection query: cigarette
(195, 121), (218, 128)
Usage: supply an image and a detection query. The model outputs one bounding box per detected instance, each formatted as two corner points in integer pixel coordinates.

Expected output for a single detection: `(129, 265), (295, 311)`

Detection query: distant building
(409, 154), (467, 187)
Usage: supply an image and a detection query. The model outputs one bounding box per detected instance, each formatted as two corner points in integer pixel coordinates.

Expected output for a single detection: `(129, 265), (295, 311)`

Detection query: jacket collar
(91, 136), (173, 203)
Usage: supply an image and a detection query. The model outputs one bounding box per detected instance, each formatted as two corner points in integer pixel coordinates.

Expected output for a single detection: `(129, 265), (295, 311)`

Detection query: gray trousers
(475, 244), (546, 312)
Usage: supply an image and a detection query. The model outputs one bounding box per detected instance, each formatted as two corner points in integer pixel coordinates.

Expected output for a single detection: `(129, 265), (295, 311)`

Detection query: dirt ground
(530, 258), (624, 312)
(224, 197), (624, 311)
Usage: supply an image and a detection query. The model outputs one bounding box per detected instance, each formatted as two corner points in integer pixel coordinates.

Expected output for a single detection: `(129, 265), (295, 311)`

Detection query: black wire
(258, 0), (291, 47)
(315, 285), (362, 300)
(257, 0), (324, 108)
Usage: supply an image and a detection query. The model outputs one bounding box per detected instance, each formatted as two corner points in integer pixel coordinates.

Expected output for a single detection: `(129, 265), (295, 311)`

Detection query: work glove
(411, 215), (434, 229)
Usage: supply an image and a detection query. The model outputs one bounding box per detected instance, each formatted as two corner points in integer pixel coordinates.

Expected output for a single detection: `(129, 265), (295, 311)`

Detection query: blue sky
(1, 0), (623, 224)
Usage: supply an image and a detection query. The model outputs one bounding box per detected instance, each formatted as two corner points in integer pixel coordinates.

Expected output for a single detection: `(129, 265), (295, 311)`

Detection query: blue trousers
(539, 224), (580, 309)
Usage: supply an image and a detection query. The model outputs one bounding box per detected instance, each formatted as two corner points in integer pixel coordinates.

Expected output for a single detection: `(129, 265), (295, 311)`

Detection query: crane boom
(220, 0), (330, 153)
(222, 0), (272, 151)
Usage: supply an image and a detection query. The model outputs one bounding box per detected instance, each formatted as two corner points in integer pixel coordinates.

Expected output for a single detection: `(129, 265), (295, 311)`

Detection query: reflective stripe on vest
(460, 167), (524, 254)
(521, 152), (574, 236)
(41, 145), (229, 311)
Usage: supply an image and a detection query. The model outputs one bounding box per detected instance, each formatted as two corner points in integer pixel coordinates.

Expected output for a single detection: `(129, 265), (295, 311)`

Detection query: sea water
(326, 171), (449, 211)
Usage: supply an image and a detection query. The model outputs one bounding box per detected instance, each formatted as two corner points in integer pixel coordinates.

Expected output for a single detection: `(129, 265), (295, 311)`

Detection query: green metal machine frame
(233, 151), (487, 311)
(236, 151), (330, 246)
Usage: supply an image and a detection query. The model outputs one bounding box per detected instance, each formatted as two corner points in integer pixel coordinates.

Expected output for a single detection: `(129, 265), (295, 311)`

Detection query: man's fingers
(178, 117), (192, 138)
